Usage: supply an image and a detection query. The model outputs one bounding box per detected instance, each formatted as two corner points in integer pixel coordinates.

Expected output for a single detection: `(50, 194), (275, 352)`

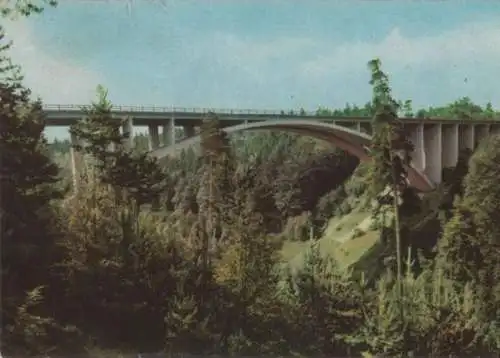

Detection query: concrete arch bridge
(41, 104), (500, 193)
(150, 119), (500, 192)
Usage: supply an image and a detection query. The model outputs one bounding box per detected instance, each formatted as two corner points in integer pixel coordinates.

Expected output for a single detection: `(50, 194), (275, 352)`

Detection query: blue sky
(4, 0), (500, 139)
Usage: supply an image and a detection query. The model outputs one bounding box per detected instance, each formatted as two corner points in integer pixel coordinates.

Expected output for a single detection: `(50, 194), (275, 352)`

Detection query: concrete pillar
(408, 123), (425, 172)
(162, 118), (175, 147)
(441, 124), (459, 168)
(122, 116), (134, 149)
(148, 124), (160, 150)
(475, 124), (491, 148)
(183, 125), (196, 139)
(423, 123), (442, 185)
(459, 124), (475, 151)
(70, 131), (82, 192)
(355, 121), (362, 132)
(491, 124), (500, 136)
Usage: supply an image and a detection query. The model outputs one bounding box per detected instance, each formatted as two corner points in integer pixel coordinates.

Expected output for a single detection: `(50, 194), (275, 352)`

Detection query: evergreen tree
(69, 86), (167, 207)
(281, 246), (364, 355)
(69, 86), (124, 171)
(0, 28), (69, 354)
(164, 218), (222, 354)
(164, 115), (236, 353)
(367, 58), (414, 299)
(438, 135), (500, 321)
(196, 113), (235, 250)
(213, 185), (282, 354)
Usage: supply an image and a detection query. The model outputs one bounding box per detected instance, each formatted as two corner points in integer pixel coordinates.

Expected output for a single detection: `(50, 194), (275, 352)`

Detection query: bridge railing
(42, 104), (318, 116)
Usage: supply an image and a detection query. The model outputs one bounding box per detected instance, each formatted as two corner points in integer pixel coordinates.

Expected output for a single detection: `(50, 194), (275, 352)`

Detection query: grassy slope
(281, 208), (381, 271)
(280, 182), (450, 276)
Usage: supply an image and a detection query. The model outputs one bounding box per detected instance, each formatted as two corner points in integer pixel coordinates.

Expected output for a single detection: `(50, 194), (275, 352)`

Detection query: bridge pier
(162, 118), (175, 147)
(183, 125), (196, 139)
(148, 125), (160, 150)
(355, 122), (362, 132)
(491, 124), (500, 136)
(409, 123), (425, 172)
(423, 123), (442, 185)
(459, 124), (475, 151)
(70, 131), (83, 192)
(122, 116), (134, 149)
(475, 124), (491, 147)
(442, 124), (459, 168)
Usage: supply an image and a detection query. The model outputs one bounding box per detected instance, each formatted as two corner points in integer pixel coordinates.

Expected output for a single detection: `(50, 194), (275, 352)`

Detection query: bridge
(43, 104), (500, 192)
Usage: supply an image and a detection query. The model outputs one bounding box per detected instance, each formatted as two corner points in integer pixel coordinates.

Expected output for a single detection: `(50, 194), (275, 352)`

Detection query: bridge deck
(42, 104), (500, 126)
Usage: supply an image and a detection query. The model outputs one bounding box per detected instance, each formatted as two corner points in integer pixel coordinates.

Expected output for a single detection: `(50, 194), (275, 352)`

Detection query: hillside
(4, 0), (500, 355)
(282, 208), (378, 268)
(48, 134), (451, 285)
(50, 133), (377, 267)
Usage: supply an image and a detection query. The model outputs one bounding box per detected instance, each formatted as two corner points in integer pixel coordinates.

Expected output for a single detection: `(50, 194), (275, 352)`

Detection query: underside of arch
(150, 120), (434, 192)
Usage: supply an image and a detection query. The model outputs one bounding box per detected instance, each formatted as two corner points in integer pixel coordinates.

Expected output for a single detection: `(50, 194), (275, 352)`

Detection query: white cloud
(300, 20), (500, 79)
(5, 13), (500, 113)
(3, 20), (102, 104)
(190, 32), (318, 84)
(181, 18), (500, 109)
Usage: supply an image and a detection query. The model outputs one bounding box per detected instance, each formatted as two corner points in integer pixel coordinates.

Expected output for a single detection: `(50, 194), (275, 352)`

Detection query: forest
(2, 2), (500, 357)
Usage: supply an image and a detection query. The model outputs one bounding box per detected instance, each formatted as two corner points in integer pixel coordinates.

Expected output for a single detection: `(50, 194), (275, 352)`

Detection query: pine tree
(0, 28), (65, 354)
(164, 219), (221, 354)
(438, 135), (500, 321)
(437, 201), (480, 284)
(69, 85), (123, 171)
(69, 86), (167, 207)
(282, 246), (364, 355)
(367, 58), (414, 300)
(213, 187), (282, 354)
(196, 113), (235, 250)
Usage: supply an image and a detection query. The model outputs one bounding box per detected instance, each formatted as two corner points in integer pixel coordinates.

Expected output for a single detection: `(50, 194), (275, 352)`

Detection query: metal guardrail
(42, 104), (318, 116)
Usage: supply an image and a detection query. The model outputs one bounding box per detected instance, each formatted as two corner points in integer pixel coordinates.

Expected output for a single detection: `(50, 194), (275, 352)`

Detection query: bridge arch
(150, 120), (434, 192)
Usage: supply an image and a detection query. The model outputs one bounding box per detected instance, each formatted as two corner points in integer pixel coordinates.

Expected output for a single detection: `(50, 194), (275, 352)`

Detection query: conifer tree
(0, 28), (65, 354)
(69, 86), (167, 207)
(213, 186), (282, 354)
(367, 58), (414, 305)
(164, 218), (221, 354)
(281, 246), (364, 355)
(164, 115), (236, 353)
(196, 113), (235, 249)
(438, 135), (500, 321)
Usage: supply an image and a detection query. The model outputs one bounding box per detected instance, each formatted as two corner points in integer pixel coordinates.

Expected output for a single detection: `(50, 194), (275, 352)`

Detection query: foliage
(57, 176), (185, 351)
(345, 262), (493, 356)
(367, 58), (413, 205)
(280, 245), (365, 355)
(366, 58), (416, 305)
(416, 96), (498, 120)
(4, 21), (500, 354)
(0, 28), (70, 355)
(437, 135), (500, 322)
(69, 86), (168, 207)
(281, 211), (313, 241)
(2, 286), (82, 356)
(0, 0), (57, 18)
